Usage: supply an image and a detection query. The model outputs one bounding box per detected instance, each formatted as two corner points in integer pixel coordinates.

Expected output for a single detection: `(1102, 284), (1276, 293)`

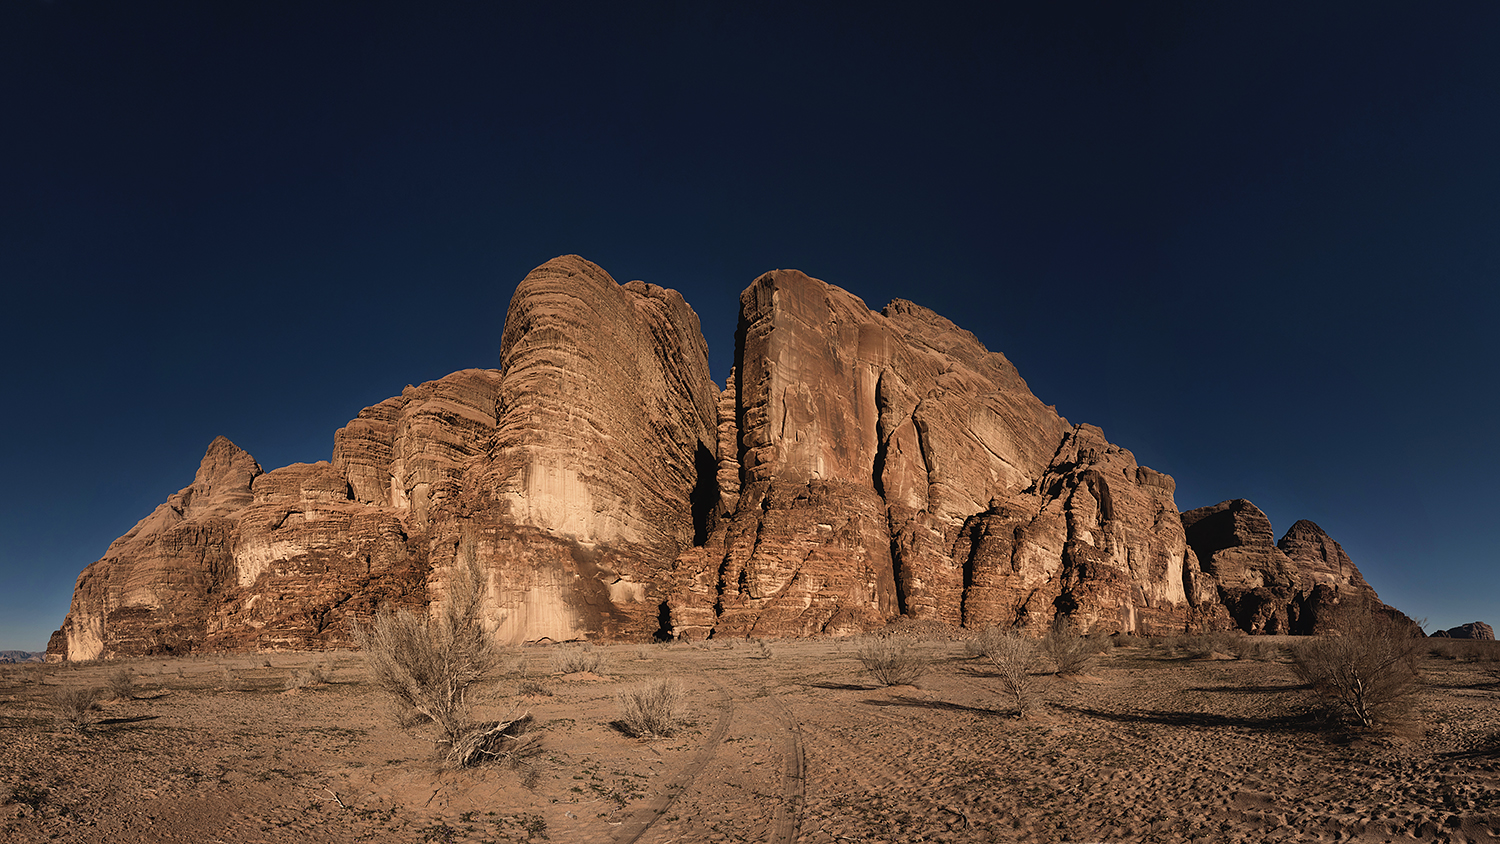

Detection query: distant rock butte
(48, 257), (1404, 659)
(1179, 500), (1401, 634)
(1431, 622), (1495, 640)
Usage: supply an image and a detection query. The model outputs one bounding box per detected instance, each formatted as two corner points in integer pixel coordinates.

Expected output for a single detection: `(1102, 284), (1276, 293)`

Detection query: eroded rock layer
(50, 257), (1401, 659)
(1180, 500), (1397, 634)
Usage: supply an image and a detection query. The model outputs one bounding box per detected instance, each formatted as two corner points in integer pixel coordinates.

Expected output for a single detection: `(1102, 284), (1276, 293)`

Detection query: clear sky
(3, 2), (1497, 651)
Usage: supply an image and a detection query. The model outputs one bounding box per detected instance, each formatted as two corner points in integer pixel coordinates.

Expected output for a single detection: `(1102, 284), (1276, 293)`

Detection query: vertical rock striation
(668, 268), (1216, 639)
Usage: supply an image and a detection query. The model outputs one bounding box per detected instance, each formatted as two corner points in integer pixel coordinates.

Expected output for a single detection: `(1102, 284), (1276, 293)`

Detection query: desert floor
(2, 636), (1499, 843)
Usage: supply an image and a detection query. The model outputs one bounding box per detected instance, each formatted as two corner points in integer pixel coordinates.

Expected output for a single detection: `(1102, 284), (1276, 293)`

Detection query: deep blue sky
(4, 2), (1497, 650)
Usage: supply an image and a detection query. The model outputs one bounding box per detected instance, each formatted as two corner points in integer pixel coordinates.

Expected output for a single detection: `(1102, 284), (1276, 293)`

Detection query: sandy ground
(2, 637), (1498, 843)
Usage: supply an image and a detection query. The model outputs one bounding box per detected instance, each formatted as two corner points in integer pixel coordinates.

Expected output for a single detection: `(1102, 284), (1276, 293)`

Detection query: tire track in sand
(768, 701), (805, 844)
(612, 677), (734, 844)
(614, 656), (806, 844)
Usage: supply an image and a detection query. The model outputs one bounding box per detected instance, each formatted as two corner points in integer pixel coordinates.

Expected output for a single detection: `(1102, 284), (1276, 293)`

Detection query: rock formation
(49, 257), (1404, 660)
(1178, 501), (1398, 634)
(1431, 622), (1495, 640)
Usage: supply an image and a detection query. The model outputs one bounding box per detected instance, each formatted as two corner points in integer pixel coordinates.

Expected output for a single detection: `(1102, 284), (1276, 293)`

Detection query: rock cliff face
(49, 257), (1402, 659)
(1179, 500), (1393, 634)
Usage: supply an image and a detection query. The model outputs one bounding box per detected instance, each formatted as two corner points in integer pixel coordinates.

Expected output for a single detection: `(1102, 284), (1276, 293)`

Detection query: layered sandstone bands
(50, 257), (1403, 660)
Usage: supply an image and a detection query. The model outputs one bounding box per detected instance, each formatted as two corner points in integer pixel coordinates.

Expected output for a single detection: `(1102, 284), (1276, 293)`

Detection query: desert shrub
(105, 667), (135, 700)
(617, 678), (684, 738)
(283, 664), (330, 691)
(1430, 639), (1500, 663)
(356, 546), (510, 765)
(1291, 603), (1424, 730)
(219, 666), (250, 691)
(517, 679), (553, 697)
(552, 644), (605, 675)
(1041, 623), (1099, 676)
(969, 627), (1038, 716)
(1233, 638), (1279, 661)
(448, 714), (535, 769)
(1185, 631), (1239, 659)
(858, 634), (927, 686)
(50, 685), (103, 730)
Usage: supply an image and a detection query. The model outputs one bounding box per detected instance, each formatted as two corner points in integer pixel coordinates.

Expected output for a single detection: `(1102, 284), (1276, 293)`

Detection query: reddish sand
(2, 637), (1498, 843)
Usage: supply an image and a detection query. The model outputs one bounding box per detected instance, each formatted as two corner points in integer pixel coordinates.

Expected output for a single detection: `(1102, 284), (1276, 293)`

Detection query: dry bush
(283, 663), (330, 691)
(50, 686), (103, 731)
(858, 634), (927, 686)
(105, 667), (135, 700)
(516, 679), (553, 697)
(448, 713), (535, 769)
(1292, 602), (1424, 730)
(219, 666), (250, 691)
(617, 679), (684, 738)
(1233, 638), (1280, 661)
(552, 644), (605, 675)
(969, 627), (1038, 716)
(1186, 631), (1240, 658)
(1430, 639), (1500, 663)
(1041, 623), (1099, 676)
(356, 545), (509, 765)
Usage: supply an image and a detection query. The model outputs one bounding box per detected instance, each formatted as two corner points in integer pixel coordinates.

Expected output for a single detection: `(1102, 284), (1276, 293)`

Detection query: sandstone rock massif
(49, 257), (1403, 660)
(1432, 622), (1495, 640)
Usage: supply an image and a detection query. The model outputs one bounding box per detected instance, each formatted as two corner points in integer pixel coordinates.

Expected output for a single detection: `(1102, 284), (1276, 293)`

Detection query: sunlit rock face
(668, 269), (1209, 639)
(49, 256), (718, 658)
(51, 437), (261, 661)
(49, 256), (1405, 659)
(430, 255), (720, 643)
(952, 424), (1216, 636)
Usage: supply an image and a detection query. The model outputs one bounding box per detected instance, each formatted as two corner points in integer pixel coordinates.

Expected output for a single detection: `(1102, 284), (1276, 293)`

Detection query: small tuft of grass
(517, 679), (553, 697)
(284, 661), (332, 691)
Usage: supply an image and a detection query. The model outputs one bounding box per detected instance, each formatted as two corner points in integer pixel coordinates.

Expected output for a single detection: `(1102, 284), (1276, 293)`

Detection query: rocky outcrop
(49, 256), (1406, 659)
(428, 255), (719, 643)
(951, 424), (1226, 636)
(50, 256), (717, 660)
(1180, 501), (1390, 634)
(0, 651), (44, 664)
(51, 437), (262, 660)
(1431, 622), (1495, 640)
(667, 269), (1211, 639)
